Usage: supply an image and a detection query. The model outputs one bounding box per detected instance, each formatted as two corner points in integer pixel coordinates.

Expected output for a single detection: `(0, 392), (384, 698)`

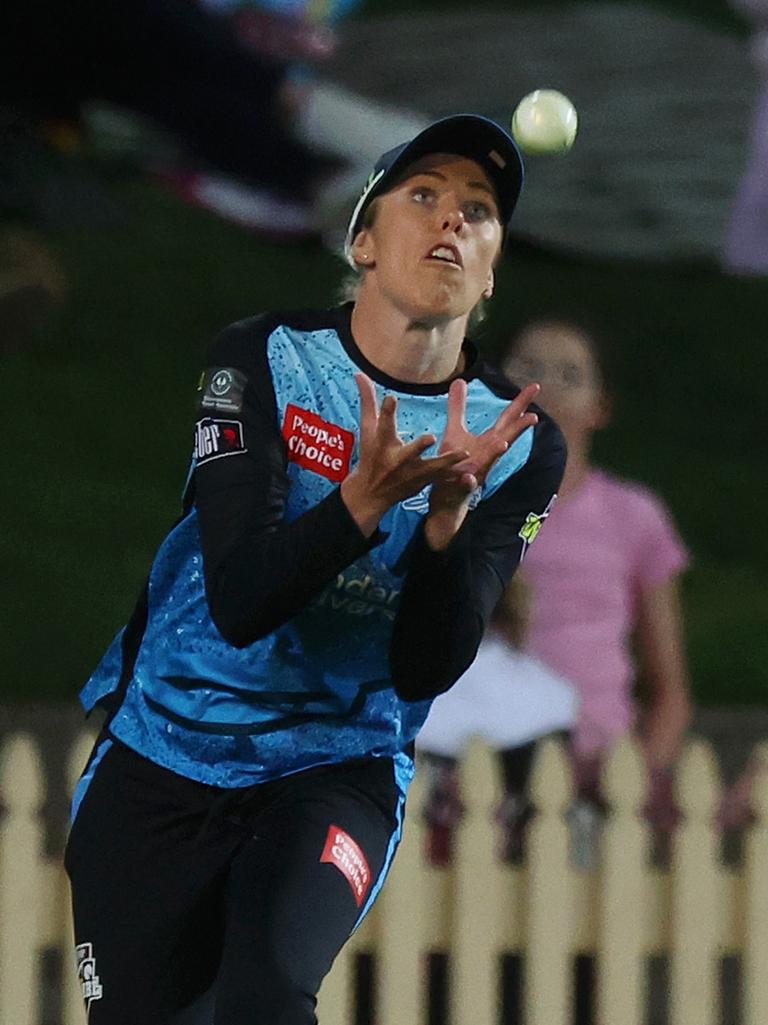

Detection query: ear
(349, 229), (375, 269)
(482, 268), (495, 300)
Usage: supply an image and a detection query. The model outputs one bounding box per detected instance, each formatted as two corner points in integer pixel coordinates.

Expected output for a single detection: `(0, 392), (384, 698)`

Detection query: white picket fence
(0, 729), (766, 1025)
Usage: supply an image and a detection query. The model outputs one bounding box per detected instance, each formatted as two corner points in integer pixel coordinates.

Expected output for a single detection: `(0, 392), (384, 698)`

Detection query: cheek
(480, 222), (503, 259)
(540, 388), (599, 425)
(466, 245), (498, 288)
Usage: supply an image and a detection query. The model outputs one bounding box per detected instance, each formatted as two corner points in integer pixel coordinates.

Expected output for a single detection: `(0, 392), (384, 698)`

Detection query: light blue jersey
(81, 307), (564, 793)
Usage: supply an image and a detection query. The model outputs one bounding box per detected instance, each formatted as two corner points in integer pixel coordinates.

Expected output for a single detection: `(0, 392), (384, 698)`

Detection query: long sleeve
(193, 318), (376, 648)
(389, 415), (566, 701)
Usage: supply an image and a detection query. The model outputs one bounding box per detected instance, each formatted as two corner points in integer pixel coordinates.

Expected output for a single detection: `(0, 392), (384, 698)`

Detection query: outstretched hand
(425, 378), (540, 549)
(340, 374), (471, 536)
(340, 374), (540, 544)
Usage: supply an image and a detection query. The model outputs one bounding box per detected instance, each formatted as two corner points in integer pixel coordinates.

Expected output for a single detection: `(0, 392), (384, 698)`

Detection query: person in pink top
(501, 316), (693, 828)
(418, 315), (693, 863)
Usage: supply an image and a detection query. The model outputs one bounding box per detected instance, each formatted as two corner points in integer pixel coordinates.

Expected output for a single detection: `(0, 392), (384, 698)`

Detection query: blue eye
(464, 201), (492, 222)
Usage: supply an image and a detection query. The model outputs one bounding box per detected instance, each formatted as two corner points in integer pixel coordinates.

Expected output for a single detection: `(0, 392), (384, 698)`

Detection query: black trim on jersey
(96, 306), (564, 723)
(195, 309), (564, 694)
(144, 678), (393, 735)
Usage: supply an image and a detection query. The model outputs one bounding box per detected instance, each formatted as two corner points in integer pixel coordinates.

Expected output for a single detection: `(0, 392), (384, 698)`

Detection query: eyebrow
(410, 169), (497, 201)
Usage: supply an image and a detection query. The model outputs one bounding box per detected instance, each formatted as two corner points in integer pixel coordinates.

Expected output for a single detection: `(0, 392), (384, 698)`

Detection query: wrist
(340, 474), (386, 537)
(423, 507), (468, 551)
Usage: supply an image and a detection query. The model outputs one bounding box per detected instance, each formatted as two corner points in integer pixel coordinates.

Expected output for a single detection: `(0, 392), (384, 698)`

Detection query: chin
(403, 286), (473, 325)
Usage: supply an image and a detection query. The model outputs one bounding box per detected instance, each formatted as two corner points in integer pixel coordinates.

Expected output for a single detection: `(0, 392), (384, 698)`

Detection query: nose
(439, 195), (466, 234)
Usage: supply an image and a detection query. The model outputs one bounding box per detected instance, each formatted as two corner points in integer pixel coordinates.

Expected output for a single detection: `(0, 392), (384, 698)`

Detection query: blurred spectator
(0, 0), (429, 241)
(0, 226), (67, 355)
(195, 0), (430, 243)
(0, 0), (331, 236)
(419, 315), (694, 863)
(723, 0), (768, 273)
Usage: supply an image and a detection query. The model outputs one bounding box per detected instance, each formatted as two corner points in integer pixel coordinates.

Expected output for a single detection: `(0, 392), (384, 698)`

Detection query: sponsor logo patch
(320, 824), (372, 907)
(199, 367), (248, 413)
(517, 494), (557, 558)
(282, 404), (354, 483)
(76, 942), (103, 1009)
(194, 417), (245, 465)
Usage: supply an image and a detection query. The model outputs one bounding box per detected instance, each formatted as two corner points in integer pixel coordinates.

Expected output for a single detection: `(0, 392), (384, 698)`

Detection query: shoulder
(594, 470), (682, 537)
(596, 470), (669, 514)
(198, 309), (341, 418)
(205, 307), (343, 368)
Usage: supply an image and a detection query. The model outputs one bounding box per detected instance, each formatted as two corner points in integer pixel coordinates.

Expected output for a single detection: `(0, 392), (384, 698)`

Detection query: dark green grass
(3, 172), (766, 705)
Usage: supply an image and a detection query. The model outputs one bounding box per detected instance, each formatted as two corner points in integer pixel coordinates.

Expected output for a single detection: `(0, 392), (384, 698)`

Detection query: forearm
(638, 686), (692, 771)
(634, 578), (693, 771)
(207, 487), (376, 646)
(389, 523), (489, 701)
(390, 414), (566, 702)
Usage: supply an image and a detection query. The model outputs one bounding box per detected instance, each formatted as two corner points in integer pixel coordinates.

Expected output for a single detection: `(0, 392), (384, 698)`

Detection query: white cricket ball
(511, 90), (578, 155)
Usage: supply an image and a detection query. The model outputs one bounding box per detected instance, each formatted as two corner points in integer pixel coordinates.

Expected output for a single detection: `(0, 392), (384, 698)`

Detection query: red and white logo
(194, 418), (245, 466)
(282, 404), (354, 483)
(320, 824), (372, 907)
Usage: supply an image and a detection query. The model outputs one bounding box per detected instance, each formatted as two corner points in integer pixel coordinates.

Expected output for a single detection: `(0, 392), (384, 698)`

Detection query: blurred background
(2, 0), (765, 720)
(1, 0), (768, 1021)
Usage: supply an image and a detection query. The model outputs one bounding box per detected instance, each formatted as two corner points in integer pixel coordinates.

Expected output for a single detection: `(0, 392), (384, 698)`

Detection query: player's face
(351, 154), (503, 324)
(503, 324), (608, 439)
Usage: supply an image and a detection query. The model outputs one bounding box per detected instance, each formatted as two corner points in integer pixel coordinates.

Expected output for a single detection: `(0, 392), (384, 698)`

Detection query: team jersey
(80, 305), (565, 792)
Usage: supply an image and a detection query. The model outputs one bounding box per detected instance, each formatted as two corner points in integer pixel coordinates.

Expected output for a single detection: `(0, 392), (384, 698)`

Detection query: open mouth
(425, 244), (462, 268)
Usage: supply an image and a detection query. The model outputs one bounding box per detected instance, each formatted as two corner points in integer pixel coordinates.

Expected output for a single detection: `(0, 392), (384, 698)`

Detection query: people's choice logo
(320, 824), (372, 907)
(76, 942), (103, 1010)
(282, 404), (354, 483)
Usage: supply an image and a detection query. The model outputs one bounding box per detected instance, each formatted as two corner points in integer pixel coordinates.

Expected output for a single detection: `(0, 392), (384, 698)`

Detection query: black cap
(344, 113), (524, 264)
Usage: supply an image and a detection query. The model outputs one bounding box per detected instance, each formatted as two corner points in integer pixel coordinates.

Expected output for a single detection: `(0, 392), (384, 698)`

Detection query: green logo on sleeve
(517, 495), (557, 558)
(518, 511), (546, 546)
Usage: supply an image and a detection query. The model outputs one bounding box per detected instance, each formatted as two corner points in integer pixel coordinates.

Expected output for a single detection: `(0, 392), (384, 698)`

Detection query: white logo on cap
(488, 149), (506, 168)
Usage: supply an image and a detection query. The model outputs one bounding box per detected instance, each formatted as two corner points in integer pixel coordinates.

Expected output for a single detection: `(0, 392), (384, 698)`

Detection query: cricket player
(65, 113), (566, 1024)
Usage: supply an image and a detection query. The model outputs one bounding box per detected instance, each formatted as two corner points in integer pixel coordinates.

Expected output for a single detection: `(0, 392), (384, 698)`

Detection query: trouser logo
(320, 824), (372, 907)
(76, 942), (103, 1009)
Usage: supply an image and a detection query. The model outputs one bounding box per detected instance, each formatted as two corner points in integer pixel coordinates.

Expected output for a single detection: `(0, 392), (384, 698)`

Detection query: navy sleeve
(389, 415), (566, 701)
(193, 318), (375, 648)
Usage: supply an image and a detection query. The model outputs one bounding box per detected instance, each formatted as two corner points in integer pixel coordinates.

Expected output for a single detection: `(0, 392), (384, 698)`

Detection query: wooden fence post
(744, 741), (768, 1025)
(450, 738), (505, 1025)
(597, 736), (649, 1025)
(0, 733), (47, 1025)
(525, 737), (574, 1025)
(669, 739), (721, 1025)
